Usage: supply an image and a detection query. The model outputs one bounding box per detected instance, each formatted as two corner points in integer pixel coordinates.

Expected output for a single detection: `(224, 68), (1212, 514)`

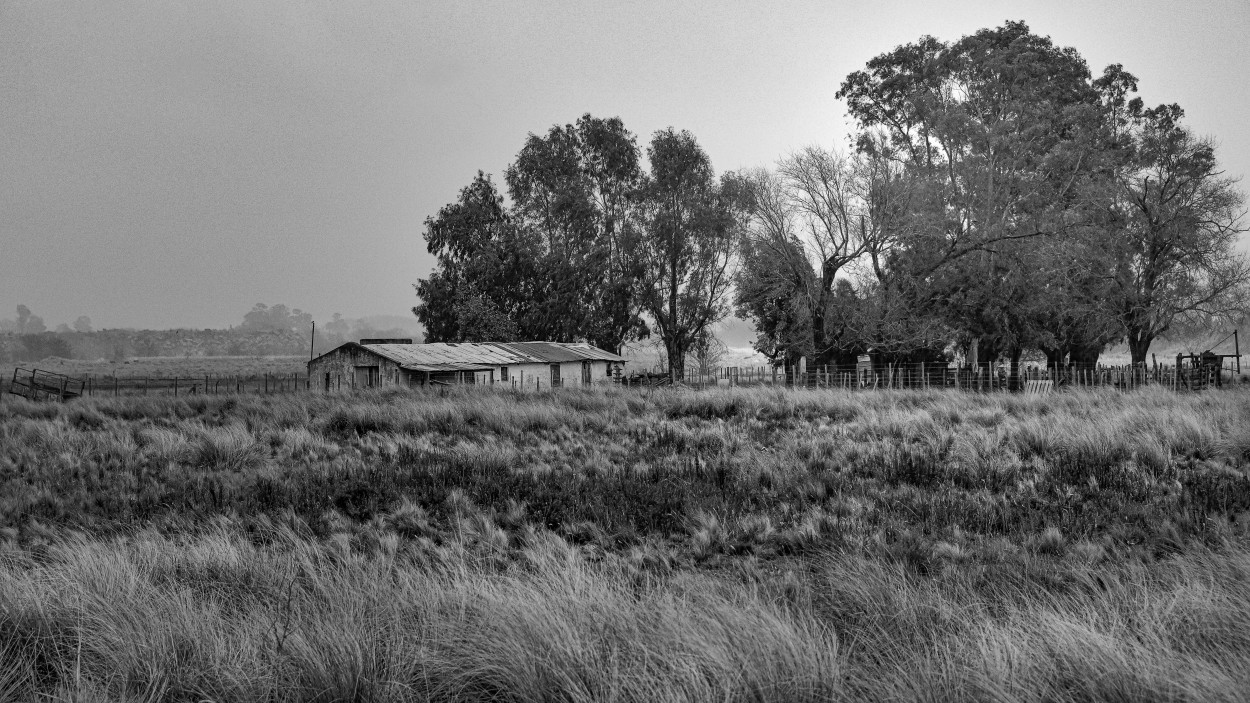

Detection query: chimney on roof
(360, 338), (413, 345)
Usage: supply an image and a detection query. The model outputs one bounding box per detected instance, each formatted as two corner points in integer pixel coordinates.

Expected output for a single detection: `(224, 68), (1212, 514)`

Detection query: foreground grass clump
(1, 386), (1249, 700)
(0, 512), (1247, 701)
(0, 523), (837, 701)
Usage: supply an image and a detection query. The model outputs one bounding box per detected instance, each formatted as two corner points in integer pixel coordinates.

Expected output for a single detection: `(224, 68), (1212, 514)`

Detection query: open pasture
(1, 355), (308, 385)
(1, 386), (1248, 701)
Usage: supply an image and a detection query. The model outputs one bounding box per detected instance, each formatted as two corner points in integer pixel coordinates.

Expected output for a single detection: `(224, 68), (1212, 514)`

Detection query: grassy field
(1, 355), (308, 384)
(1, 386), (1248, 701)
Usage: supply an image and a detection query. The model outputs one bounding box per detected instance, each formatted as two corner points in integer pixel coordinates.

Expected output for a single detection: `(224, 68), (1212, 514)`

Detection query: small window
(500, 366), (509, 382)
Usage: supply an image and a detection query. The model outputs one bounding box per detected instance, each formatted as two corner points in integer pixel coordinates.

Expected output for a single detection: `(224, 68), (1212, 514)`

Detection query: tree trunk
(666, 338), (686, 383)
(1070, 344), (1101, 371)
(1127, 330), (1153, 366)
(973, 337), (999, 382)
(811, 281), (833, 366)
(1008, 346), (1023, 391)
(811, 307), (826, 367)
(1041, 346), (1066, 369)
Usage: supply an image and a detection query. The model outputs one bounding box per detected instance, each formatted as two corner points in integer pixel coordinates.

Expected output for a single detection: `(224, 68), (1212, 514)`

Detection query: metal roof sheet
(402, 363), (499, 372)
(500, 342), (626, 363)
(363, 343), (539, 369)
(348, 341), (626, 368)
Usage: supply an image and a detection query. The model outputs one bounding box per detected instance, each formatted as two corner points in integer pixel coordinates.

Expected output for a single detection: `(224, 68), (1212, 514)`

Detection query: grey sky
(2, 0), (1247, 330)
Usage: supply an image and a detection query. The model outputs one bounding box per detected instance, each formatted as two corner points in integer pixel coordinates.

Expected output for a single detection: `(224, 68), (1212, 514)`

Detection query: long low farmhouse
(308, 339), (626, 390)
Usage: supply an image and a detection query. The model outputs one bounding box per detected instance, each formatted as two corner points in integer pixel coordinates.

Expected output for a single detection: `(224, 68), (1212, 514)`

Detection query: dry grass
(1, 355), (307, 383)
(0, 385), (1248, 700)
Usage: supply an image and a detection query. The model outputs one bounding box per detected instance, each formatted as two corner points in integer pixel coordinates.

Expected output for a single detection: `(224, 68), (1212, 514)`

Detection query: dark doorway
(550, 364), (561, 387)
(354, 365), (380, 388)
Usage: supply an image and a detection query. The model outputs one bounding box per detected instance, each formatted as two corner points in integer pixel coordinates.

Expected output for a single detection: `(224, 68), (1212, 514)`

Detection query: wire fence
(1, 370), (309, 401)
(646, 360), (1243, 392)
(1, 361), (1244, 403)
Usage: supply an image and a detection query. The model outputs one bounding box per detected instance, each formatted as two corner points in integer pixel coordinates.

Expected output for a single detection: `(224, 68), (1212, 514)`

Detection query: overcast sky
(2, 0), (1248, 330)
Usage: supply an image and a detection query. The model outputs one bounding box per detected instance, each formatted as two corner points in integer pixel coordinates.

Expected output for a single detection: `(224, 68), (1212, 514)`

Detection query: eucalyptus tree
(415, 115), (648, 348)
(636, 129), (745, 381)
(506, 114), (648, 352)
(413, 172), (539, 342)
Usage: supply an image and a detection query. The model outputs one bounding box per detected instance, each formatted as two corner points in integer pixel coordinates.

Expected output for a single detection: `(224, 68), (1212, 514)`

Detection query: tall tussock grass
(0, 525), (839, 702)
(1, 384), (1248, 699)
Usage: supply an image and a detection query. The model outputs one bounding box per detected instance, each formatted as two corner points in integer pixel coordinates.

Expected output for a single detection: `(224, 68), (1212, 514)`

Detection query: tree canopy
(414, 117), (744, 375)
(415, 24), (1247, 379)
(732, 21), (1248, 381)
(415, 116), (649, 352)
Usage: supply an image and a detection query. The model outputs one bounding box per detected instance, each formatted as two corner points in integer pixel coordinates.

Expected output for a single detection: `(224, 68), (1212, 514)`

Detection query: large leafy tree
(505, 115), (647, 352)
(734, 23), (1247, 377)
(636, 129), (745, 381)
(413, 172), (539, 342)
(415, 115), (648, 349)
(838, 21), (1105, 269)
(1104, 97), (1249, 364)
(833, 22), (1130, 382)
(1026, 227), (1123, 369)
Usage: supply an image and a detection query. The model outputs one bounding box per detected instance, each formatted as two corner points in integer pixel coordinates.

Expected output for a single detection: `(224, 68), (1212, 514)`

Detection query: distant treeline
(0, 303), (421, 363)
(0, 329), (293, 363)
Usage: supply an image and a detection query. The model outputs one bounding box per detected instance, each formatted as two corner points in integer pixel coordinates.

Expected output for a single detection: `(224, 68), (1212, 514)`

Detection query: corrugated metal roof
(500, 342), (626, 363)
(348, 341), (626, 369)
(402, 363), (498, 372)
(363, 343), (538, 369)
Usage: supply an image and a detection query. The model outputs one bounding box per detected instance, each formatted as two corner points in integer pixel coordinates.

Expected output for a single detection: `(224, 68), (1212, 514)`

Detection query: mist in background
(2, 0), (1247, 331)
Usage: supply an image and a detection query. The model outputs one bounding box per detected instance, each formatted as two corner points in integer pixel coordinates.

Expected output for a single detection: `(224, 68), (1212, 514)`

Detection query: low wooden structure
(1176, 330), (1241, 389)
(8, 368), (85, 401)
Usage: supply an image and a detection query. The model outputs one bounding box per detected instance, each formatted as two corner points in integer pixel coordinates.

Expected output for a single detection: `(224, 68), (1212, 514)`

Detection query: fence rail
(0, 361), (1242, 402)
(647, 360), (1241, 392)
(1, 372), (309, 400)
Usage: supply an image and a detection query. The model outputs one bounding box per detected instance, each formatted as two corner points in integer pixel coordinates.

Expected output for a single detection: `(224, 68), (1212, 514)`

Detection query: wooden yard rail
(7, 368), (85, 401)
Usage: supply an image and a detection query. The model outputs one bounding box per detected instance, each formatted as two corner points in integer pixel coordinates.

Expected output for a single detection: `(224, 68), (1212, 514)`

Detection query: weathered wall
(498, 360), (621, 388)
(309, 347), (627, 391)
(308, 346), (403, 392)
